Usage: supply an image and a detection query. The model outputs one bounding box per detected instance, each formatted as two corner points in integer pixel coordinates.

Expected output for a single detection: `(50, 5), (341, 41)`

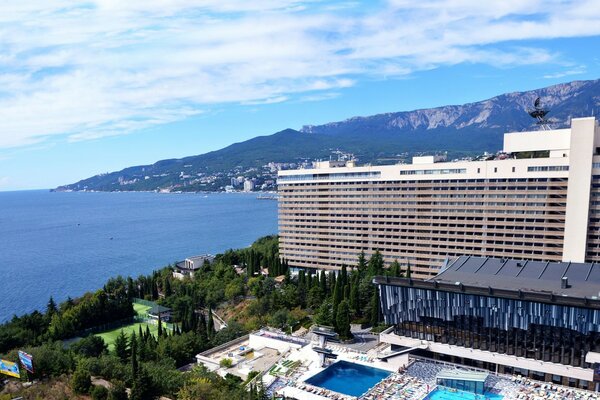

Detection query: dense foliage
(0, 235), (402, 399)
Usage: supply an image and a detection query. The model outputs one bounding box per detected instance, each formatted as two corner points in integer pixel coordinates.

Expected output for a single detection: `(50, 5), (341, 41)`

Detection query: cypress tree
(332, 278), (341, 327)
(46, 297), (57, 317)
(207, 308), (215, 339)
(130, 332), (138, 378)
(406, 261), (412, 279)
(198, 312), (208, 344)
(336, 300), (351, 340)
(157, 315), (163, 338)
(370, 288), (380, 327)
(390, 260), (402, 277)
(164, 277), (172, 297)
(329, 272), (336, 299)
(344, 284), (350, 301)
(340, 265), (348, 289)
(357, 251), (367, 275)
(320, 270), (327, 296)
(350, 275), (360, 316)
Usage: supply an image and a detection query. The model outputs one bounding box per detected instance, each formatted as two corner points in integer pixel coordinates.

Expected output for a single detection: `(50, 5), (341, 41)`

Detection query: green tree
(350, 274), (360, 316)
(336, 300), (352, 340)
(108, 381), (128, 400)
(314, 300), (333, 327)
(46, 296), (58, 317)
(389, 260), (402, 277)
(130, 366), (153, 400)
(130, 331), (139, 378)
(91, 385), (109, 400)
(332, 277), (342, 327)
(71, 335), (107, 358)
(207, 308), (215, 339)
(71, 367), (92, 394)
(114, 329), (129, 362)
(319, 270), (327, 296)
(370, 288), (380, 327)
(164, 277), (172, 297)
(269, 309), (290, 330)
(307, 286), (324, 310)
(357, 251), (367, 275)
(368, 250), (384, 276)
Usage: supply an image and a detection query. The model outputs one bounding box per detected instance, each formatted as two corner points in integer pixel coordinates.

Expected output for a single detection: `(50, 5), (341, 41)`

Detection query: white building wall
(563, 118), (598, 262)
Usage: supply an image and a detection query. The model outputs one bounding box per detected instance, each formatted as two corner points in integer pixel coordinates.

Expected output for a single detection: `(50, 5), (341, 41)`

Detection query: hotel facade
(278, 117), (600, 278)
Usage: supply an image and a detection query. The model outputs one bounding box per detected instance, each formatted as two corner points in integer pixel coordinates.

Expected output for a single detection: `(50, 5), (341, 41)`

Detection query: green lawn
(93, 302), (169, 352)
(95, 322), (159, 351)
(133, 302), (152, 317)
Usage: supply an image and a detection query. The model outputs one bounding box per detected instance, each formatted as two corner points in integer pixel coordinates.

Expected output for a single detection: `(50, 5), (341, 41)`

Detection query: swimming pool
(304, 360), (391, 397)
(426, 387), (504, 400)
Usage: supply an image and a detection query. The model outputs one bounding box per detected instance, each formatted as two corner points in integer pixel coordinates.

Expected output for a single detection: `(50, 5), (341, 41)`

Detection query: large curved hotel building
(278, 117), (600, 278)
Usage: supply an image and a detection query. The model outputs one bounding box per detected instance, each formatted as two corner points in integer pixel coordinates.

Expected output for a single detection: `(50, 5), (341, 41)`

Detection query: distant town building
(243, 179), (255, 192)
(278, 117), (600, 278)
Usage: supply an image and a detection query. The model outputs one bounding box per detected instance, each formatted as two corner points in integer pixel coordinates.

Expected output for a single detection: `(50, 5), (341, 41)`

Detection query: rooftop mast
(528, 97), (551, 130)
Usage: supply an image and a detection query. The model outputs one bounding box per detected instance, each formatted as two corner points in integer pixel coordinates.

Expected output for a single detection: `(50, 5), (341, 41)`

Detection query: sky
(1, 0), (600, 191)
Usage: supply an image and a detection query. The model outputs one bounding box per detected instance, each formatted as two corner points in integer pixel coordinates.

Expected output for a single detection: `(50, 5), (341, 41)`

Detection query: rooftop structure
(278, 117), (600, 277)
(435, 255), (600, 299)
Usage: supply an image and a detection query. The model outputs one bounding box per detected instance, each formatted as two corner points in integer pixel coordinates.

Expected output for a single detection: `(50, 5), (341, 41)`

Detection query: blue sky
(1, 0), (600, 191)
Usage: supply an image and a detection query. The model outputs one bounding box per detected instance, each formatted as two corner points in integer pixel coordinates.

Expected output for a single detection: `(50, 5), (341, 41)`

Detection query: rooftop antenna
(528, 97), (551, 131)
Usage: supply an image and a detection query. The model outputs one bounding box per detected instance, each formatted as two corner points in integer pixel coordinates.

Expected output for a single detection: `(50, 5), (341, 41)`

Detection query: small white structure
(195, 330), (309, 380)
(173, 254), (214, 280)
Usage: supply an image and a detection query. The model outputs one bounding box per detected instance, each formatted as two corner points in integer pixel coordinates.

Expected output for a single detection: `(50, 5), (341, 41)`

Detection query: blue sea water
(0, 190), (277, 322)
(304, 360), (391, 397)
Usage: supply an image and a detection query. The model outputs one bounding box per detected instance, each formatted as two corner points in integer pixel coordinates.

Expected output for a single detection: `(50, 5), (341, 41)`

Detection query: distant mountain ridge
(56, 78), (600, 193)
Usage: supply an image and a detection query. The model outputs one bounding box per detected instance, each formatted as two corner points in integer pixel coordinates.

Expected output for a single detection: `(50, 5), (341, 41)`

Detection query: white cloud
(543, 65), (587, 79)
(0, 0), (599, 148)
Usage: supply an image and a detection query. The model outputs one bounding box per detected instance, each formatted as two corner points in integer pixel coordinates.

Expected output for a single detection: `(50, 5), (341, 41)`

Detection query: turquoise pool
(304, 360), (391, 397)
(426, 387), (504, 400)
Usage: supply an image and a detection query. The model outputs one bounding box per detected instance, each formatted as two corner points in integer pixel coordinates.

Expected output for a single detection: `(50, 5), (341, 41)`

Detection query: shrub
(219, 358), (233, 368)
(71, 368), (92, 394)
(91, 385), (109, 400)
(108, 380), (128, 400)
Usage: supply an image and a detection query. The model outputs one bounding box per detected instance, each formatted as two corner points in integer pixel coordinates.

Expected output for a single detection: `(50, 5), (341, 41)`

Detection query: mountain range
(55, 78), (600, 192)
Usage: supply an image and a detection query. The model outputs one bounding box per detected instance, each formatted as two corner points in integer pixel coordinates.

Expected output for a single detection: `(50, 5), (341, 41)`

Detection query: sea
(0, 190), (278, 322)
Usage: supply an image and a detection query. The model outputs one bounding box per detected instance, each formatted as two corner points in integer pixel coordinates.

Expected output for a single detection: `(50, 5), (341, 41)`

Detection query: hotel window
(527, 166), (569, 172)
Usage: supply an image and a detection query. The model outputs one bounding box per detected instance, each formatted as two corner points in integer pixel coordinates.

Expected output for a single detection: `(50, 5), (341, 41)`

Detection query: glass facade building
(375, 256), (600, 390)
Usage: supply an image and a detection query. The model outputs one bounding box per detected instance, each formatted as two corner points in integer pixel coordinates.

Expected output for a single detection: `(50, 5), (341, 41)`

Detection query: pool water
(304, 360), (391, 397)
(426, 387), (504, 400)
